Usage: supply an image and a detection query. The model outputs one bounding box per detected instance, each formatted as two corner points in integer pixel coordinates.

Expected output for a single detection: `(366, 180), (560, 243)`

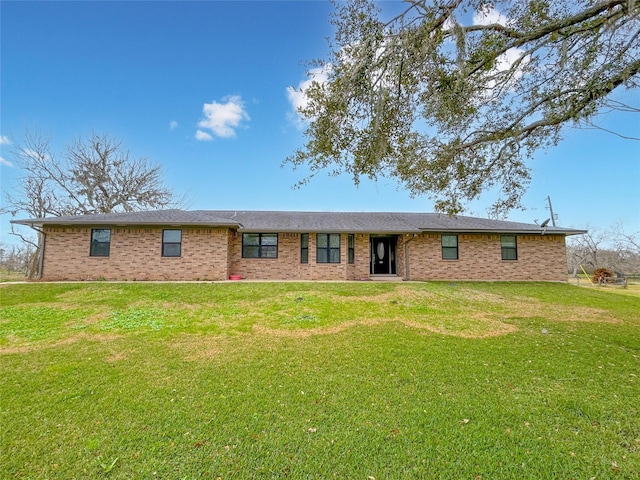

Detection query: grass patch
(101, 308), (168, 332)
(0, 269), (26, 283)
(1, 281), (639, 478)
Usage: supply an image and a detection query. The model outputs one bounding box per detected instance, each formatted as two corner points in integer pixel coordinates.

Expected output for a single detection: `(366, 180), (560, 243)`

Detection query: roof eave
(238, 229), (423, 234)
(10, 219), (240, 228)
(418, 228), (587, 235)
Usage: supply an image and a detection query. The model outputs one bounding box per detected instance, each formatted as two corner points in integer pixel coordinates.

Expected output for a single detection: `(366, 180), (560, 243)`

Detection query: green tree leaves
(288, 0), (639, 216)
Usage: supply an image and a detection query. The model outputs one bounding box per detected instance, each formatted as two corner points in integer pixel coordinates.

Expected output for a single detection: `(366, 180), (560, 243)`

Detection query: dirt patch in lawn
(0, 332), (121, 355)
(252, 315), (517, 339)
(504, 298), (619, 324)
(330, 286), (439, 304)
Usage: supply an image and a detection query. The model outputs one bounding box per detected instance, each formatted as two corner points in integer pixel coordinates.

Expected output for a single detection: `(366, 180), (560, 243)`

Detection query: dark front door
(371, 237), (397, 275)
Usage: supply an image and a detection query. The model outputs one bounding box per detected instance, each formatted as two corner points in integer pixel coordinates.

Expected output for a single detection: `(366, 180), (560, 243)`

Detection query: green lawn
(1, 281), (639, 479)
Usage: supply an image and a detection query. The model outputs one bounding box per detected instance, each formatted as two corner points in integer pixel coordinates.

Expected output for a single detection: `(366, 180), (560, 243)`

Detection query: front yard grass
(1, 281), (639, 478)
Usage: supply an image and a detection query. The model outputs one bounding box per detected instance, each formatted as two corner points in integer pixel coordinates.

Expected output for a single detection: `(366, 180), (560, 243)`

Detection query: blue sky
(1, 0), (639, 247)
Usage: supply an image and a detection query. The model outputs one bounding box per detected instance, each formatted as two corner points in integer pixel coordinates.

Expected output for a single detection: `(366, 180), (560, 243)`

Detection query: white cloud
(0, 136), (11, 166)
(169, 120), (179, 130)
(196, 95), (250, 139)
(473, 5), (510, 26)
(496, 47), (527, 73)
(287, 65), (331, 126)
(195, 129), (213, 141)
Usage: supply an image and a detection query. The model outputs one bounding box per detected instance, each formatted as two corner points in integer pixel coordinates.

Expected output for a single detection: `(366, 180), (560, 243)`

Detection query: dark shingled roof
(12, 210), (239, 227)
(12, 209), (587, 235)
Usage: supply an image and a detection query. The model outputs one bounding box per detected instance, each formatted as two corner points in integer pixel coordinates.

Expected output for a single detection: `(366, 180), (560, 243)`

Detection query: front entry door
(371, 237), (397, 275)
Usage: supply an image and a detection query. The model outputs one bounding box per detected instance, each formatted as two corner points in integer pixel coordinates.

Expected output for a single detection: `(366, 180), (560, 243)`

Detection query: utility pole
(546, 196), (557, 227)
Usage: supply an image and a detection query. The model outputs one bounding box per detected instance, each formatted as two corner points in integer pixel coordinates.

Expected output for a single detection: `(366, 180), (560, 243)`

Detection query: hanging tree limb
(287, 0), (640, 215)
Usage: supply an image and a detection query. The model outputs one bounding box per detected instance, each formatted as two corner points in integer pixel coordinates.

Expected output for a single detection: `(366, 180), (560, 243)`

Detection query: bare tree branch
(3, 129), (183, 277)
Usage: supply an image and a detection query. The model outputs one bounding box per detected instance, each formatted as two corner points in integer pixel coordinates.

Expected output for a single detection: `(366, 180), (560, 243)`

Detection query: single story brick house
(13, 209), (586, 282)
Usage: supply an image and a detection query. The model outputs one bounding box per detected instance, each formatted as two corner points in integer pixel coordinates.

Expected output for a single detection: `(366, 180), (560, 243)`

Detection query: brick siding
(229, 232), (369, 281)
(39, 227), (568, 281)
(41, 227), (229, 281)
(405, 233), (567, 281)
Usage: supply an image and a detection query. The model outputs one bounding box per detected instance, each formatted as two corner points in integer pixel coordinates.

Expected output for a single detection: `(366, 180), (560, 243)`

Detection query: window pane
(163, 230), (182, 243)
(91, 242), (110, 257)
(502, 248), (517, 260)
(442, 235), (457, 247)
(163, 243), (181, 257)
(501, 236), (516, 248)
(243, 245), (259, 258)
(329, 234), (340, 248)
(243, 234), (259, 246)
(91, 229), (110, 257)
(348, 235), (354, 264)
(261, 234), (278, 246)
(317, 234), (328, 248)
(501, 236), (517, 260)
(242, 233), (278, 258)
(329, 248), (340, 263)
(317, 249), (328, 263)
(262, 246), (278, 258)
(442, 247), (458, 260)
(301, 234), (309, 264)
(93, 229), (111, 243)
